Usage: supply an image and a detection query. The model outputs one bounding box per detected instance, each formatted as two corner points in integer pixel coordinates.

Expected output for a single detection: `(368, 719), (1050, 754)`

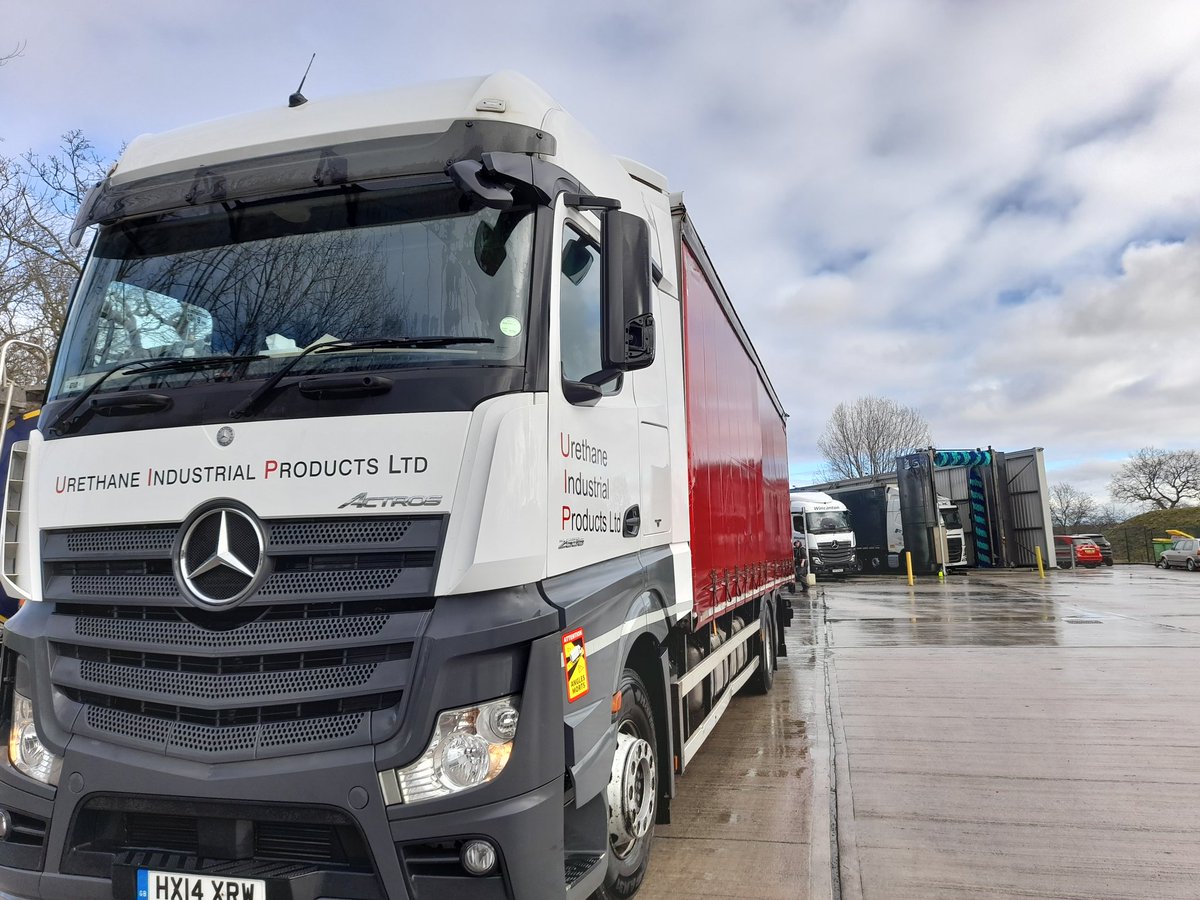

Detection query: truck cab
(790, 491), (856, 577)
(938, 494), (968, 567)
(0, 72), (793, 900)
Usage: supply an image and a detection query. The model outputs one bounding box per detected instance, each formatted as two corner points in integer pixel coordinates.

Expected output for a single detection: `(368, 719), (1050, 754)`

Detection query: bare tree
(1049, 482), (1096, 530)
(1109, 447), (1200, 510)
(0, 132), (108, 377)
(1088, 500), (1134, 529)
(817, 396), (933, 479)
(0, 42), (24, 68)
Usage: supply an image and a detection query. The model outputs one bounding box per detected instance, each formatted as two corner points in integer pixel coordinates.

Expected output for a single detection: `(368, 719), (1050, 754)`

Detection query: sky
(4, 0), (1199, 505)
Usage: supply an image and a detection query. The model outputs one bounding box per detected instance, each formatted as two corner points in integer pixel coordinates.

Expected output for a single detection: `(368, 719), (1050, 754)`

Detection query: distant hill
(1103, 507), (1200, 564)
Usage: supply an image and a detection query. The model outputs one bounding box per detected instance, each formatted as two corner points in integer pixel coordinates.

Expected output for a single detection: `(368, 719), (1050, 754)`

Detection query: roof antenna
(288, 53), (316, 108)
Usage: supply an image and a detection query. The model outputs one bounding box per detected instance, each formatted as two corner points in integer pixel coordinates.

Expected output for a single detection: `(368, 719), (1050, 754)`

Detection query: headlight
(380, 695), (519, 804)
(811, 555), (822, 565)
(8, 691), (61, 785)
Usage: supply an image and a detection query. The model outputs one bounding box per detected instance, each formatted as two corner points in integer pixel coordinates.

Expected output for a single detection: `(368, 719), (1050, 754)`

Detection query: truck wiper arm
(229, 336), (494, 419)
(49, 354), (266, 436)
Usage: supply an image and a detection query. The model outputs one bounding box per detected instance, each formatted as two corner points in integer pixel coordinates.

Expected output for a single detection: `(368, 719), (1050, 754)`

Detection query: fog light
(0, 809), (10, 841)
(461, 839), (497, 876)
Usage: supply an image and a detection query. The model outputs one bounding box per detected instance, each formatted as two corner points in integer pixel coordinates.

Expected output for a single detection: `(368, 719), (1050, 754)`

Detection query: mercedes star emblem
(177, 507), (265, 607)
(216, 426), (235, 447)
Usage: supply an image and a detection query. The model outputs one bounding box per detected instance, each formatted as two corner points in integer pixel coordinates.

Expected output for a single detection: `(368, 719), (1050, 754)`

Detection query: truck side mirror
(601, 210), (655, 371)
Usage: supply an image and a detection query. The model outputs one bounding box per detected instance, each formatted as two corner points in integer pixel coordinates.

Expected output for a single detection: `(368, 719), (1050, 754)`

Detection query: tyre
(745, 603), (776, 695)
(1159, 557), (1170, 570)
(596, 670), (658, 900)
(1188, 559), (1196, 572)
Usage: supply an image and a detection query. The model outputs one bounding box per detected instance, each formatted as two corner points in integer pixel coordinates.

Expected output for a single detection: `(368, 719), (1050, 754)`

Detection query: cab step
(564, 851), (605, 896)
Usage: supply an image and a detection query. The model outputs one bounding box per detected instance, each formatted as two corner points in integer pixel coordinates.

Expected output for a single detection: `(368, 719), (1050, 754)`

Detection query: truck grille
(49, 600), (420, 759)
(815, 542), (855, 565)
(947, 536), (964, 564)
(43, 516), (444, 604)
(41, 516), (443, 761)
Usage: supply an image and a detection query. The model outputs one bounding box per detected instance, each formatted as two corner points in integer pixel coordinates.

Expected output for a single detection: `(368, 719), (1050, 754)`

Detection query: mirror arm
(446, 160), (515, 208)
(561, 378), (603, 406)
(563, 193), (621, 212)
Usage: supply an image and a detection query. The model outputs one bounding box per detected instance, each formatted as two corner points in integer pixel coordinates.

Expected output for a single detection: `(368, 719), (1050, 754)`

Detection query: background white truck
(0, 72), (794, 900)
(827, 483), (967, 572)
(790, 490), (857, 577)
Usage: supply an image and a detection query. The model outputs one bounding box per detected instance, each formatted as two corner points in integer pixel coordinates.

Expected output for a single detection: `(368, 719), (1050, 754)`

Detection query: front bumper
(810, 555), (856, 574)
(0, 585), (571, 900)
(0, 723), (565, 900)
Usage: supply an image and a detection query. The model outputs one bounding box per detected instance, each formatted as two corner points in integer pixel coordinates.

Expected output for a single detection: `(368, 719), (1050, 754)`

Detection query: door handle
(622, 505), (641, 538)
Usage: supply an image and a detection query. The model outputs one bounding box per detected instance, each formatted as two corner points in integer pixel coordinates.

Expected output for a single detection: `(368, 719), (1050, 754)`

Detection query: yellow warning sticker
(562, 627), (590, 702)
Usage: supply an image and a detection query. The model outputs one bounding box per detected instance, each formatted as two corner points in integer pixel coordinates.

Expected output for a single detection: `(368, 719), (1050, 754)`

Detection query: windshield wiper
(49, 354), (266, 436)
(229, 337), (494, 419)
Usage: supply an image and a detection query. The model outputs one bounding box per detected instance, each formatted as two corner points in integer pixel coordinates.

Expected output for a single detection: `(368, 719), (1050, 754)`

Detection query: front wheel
(1159, 557), (1170, 569)
(596, 670), (658, 900)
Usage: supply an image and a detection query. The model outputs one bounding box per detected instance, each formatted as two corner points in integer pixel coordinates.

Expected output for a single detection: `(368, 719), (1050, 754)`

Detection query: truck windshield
(49, 182), (534, 400)
(805, 510), (851, 534)
(941, 507), (963, 529)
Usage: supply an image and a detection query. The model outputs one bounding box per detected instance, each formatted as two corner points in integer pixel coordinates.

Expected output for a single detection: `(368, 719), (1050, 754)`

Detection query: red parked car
(1055, 535), (1104, 568)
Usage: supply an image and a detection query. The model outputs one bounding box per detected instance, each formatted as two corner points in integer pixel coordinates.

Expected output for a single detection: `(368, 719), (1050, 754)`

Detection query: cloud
(5, 0), (1200, 501)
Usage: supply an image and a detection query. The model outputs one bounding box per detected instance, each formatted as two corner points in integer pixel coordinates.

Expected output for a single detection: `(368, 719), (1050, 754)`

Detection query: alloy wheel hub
(608, 731), (656, 846)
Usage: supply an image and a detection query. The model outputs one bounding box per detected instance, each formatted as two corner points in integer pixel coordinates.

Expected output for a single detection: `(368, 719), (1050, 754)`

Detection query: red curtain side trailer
(676, 206), (792, 635)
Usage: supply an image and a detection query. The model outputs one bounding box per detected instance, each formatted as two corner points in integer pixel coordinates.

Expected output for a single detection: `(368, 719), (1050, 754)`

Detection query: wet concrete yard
(640, 566), (1200, 899)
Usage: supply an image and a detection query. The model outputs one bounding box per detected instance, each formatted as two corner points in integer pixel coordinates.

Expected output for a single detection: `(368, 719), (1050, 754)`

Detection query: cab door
(546, 199), (641, 577)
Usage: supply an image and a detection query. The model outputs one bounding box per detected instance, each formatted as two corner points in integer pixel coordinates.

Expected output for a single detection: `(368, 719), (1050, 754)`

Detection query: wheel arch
(622, 630), (674, 823)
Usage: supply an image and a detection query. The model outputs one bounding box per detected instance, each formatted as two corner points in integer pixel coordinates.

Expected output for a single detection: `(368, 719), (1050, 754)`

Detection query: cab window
(560, 223), (618, 394)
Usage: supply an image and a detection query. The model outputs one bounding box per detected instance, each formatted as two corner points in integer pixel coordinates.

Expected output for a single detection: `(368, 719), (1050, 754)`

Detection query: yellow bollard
(1035, 545), (1045, 579)
(905, 551), (914, 586)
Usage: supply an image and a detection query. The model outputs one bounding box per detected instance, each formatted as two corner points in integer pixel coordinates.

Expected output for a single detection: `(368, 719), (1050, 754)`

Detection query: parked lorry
(830, 483), (967, 572)
(0, 72), (794, 900)
(790, 490), (857, 576)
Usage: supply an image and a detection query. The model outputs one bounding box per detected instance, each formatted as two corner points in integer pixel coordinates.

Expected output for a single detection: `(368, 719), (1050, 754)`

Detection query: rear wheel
(596, 670), (657, 900)
(1188, 559), (1197, 572)
(746, 603), (776, 695)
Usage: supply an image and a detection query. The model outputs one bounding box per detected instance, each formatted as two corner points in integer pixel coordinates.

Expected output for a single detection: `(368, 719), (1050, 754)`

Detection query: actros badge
(338, 492), (442, 509)
(176, 506), (265, 608)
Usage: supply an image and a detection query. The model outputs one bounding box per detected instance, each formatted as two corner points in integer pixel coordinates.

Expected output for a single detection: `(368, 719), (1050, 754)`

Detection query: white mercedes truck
(816, 482), (968, 572)
(790, 490), (857, 576)
(0, 73), (795, 900)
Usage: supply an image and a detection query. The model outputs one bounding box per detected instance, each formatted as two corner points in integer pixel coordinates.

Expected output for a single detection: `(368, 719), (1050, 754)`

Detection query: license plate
(137, 869), (266, 900)
(831, 568), (844, 574)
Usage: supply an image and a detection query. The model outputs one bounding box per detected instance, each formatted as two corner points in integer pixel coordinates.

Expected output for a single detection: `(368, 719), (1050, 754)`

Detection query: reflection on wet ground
(641, 566), (1200, 899)
(638, 600), (821, 899)
(826, 566), (1200, 899)
(829, 567), (1200, 648)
